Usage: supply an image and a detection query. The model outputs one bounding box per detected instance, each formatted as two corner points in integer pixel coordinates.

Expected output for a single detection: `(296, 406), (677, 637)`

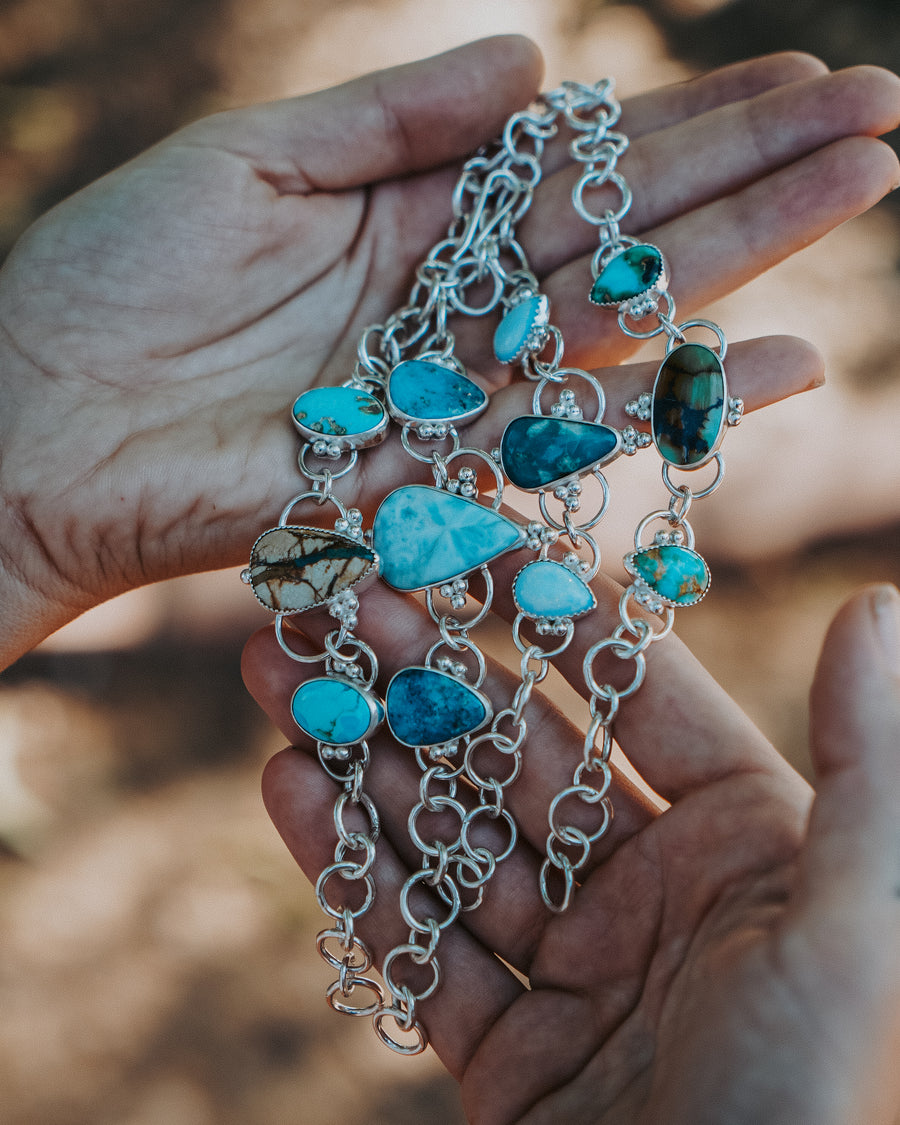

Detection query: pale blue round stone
(292, 386), (386, 440)
(493, 295), (549, 364)
(513, 560), (596, 619)
(291, 677), (383, 745)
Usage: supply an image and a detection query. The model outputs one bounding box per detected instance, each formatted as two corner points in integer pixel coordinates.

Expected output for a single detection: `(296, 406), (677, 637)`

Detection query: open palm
(0, 38), (899, 665)
(246, 570), (900, 1125)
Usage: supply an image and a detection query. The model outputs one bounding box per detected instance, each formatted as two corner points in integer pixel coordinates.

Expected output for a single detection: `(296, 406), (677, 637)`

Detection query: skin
(0, 35), (898, 1124)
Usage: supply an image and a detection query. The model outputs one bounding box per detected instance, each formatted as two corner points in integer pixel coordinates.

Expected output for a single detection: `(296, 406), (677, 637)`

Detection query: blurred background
(1, 1), (899, 1122)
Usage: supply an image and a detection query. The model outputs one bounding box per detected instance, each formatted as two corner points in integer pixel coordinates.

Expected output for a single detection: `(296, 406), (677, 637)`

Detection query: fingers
(191, 36), (544, 193)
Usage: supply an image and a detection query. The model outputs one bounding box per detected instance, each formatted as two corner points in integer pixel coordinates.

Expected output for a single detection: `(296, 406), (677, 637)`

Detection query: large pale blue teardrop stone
(386, 667), (489, 746)
(513, 559), (596, 619)
(500, 416), (621, 490)
(291, 678), (384, 745)
(590, 244), (664, 306)
(493, 294), (550, 364)
(248, 527), (377, 613)
(387, 359), (487, 424)
(624, 544), (710, 606)
(652, 343), (726, 467)
(292, 386), (387, 447)
(373, 485), (527, 591)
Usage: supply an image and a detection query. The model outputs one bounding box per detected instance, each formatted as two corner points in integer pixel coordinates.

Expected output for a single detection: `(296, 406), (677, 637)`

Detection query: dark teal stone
(387, 359), (487, 425)
(493, 294), (550, 364)
(499, 416), (621, 491)
(292, 386), (387, 448)
(652, 343), (726, 468)
(513, 560), (596, 619)
(385, 667), (490, 747)
(291, 677), (384, 745)
(624, 544), (710, 606)
(373, 485), (527, 592)
(590, 244), (663, 306)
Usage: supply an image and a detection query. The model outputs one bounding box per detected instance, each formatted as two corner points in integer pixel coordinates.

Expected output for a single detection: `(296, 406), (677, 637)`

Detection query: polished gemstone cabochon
(500, 415), (621, 491)
(493, 293), (550, 364)
(387, 359), (487, 425)
(373, 485), (527, 591)
(248, 527), (377, 613)
(292, 385), (388, 448)
(651, 343), (726, 468)
(624, 544), (710, 606)
(590, 243), (664, 307)
(385, 667), (490, 747)
(291, 677), (384, 745)
(513, 559), (596, 620)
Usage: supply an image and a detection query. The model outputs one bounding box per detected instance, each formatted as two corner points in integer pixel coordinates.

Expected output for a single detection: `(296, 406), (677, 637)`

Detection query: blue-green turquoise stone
(590, 244), (663, 306)
(624, 544), (710, 606)
(652, 343), (726, 468)
(292, 386), (387, 446)
(513, 559), (596, 620)
(291, 677), (384, 745)
(493, 294), (550, 364)
(373, 485), (527, 591)
(387, 359), (487, 424)
(500, 416), (621, 491)
(386, 667), (489, 746)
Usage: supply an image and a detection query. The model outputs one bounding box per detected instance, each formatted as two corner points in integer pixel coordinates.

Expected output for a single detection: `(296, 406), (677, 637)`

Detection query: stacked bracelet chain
(243, 77), (744, 1054)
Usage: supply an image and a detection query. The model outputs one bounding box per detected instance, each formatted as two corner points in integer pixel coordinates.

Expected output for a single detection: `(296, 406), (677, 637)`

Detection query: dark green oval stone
(651, 343), (726, 468)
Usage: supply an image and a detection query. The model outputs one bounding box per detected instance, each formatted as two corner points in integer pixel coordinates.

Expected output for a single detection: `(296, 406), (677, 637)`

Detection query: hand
(0, 39), (898, 665)
(244, 575), (900, 1125)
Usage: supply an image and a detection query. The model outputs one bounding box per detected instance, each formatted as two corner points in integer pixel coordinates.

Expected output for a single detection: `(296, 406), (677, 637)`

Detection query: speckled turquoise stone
(387, 359), (487, 425)
(500, 416), (621, 491)
(590, 244), (664, 306)
(373, 485), (527, 592)
(624, 544), (710, 606)
(386, 667), (490, 747)
(513, 559), (596, 620)
(291, 677), (384, 745)
(292, 386), (387, 447)
(493, 294), (550, 364)
(652, 343), (726, 468)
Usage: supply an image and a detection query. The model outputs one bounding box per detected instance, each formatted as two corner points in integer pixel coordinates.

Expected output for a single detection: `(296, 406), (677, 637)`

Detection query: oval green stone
(624, 544), (710, 606)
(651, 343), (726, 468)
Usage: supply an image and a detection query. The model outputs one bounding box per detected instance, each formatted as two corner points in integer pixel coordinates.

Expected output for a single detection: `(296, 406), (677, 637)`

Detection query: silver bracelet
(243, 76), (745, 1052)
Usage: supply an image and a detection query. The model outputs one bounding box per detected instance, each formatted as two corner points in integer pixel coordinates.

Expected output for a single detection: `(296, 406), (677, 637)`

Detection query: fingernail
(871, 584), (900, 672)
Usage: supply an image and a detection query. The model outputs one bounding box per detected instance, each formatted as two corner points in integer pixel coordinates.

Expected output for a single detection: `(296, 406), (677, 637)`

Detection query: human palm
(246, 571), (900, 1125)
(0, 38), (899, 666)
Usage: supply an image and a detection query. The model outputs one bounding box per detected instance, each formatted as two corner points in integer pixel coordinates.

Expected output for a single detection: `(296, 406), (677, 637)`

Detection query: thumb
(789, 585), (900, 1120)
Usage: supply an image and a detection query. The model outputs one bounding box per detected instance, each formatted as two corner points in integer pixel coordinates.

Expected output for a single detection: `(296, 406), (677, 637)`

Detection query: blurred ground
(1, 1), (899, 1122)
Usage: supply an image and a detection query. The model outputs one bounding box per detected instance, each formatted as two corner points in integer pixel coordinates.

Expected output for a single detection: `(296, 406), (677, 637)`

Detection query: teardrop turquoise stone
(373, 485), (527, 591)
(493, 294), (550, 364)
(386, 667), (490, 747)
(387, 359), (487, 424)
(624, 544), (710, 606)
(590, 244), (664, 306)
(291, 678), (384, 745)
(292, 386), (387, 447)
(500, 416), (621, 490)
(513, 559), (596, 619)
(652, 343), (726, 468)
